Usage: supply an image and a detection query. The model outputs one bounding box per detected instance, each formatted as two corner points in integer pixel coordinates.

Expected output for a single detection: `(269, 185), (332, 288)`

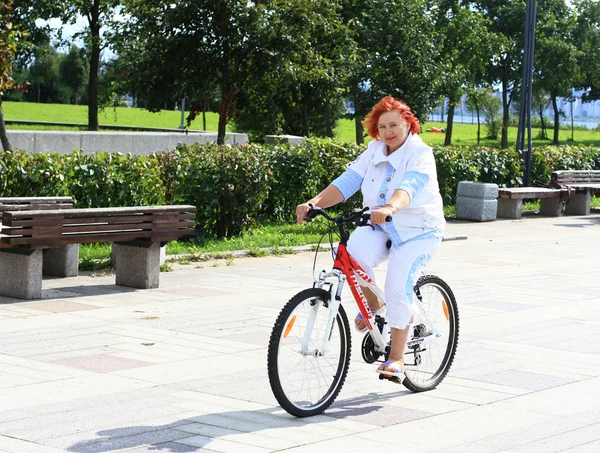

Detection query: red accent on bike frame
(333, 244), (375, 331)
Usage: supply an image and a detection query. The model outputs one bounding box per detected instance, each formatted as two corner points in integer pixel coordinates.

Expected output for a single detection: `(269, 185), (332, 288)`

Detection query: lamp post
(516, 0), (537, 187)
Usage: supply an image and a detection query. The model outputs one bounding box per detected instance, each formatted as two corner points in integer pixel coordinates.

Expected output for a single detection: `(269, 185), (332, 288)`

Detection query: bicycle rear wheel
(267, 288), (351, 417)
(402, 275), (459, 392)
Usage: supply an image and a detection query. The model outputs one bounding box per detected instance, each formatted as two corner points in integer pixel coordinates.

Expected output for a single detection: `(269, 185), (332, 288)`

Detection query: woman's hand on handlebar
(296, 203), (313, 224)
(370, 205), (394, 225)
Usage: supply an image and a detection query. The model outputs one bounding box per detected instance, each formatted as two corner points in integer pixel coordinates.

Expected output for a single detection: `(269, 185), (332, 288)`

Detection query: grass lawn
(4, 101), (224, 132)
(6, 101), (600, 147)
(78, 197), (598, 270)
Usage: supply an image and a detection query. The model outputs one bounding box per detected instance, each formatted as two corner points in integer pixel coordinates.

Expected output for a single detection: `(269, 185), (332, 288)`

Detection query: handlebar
(305, 205), (392, 225)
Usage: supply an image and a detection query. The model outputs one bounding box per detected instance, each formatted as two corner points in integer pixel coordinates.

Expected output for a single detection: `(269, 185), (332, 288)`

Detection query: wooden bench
(551, 170), (600, 215)
(0, 205), (196, 299)
(0, 197), (78, 280)
(497, 187), (568, 219)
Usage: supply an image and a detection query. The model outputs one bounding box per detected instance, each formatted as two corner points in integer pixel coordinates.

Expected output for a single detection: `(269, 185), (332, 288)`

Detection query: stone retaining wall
(7, 130), (249, 155)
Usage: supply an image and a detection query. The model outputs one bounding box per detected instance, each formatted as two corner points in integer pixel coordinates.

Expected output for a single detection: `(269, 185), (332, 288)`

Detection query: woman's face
(377, 110), (408, 153)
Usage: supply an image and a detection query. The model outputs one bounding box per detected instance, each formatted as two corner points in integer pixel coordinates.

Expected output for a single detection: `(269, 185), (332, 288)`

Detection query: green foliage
(3, 139), (599, 238)
(173, 143), (272, 238)
(433, 145), (523, 204)
(529, 144), (600, 183)
(0, 149), (164, 206)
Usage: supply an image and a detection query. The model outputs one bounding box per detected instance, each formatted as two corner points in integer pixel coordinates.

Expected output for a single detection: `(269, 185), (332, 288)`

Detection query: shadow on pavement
(66, 393), (406, 452)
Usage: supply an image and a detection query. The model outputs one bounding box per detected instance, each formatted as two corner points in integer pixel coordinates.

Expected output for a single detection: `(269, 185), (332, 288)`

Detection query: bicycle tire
(267, 288), (351, 417)
(402, 275), (459, 392)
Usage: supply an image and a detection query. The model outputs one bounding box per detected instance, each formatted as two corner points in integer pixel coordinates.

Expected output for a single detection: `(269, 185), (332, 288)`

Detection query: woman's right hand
(296, 202), (312, 224)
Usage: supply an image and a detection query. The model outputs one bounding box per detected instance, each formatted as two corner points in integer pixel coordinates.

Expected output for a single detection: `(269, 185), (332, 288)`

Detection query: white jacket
(332, 133), (445, 245)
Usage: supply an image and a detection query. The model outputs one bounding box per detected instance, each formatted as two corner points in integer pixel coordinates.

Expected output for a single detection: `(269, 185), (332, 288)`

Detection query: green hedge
(1, 141), (599, 238)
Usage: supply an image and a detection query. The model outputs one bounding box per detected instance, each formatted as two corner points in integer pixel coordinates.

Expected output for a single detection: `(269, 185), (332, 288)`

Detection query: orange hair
(363, 96), (421, 139)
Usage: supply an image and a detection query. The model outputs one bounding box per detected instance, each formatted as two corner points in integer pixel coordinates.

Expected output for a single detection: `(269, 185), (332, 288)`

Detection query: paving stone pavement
(1, 213), (599, 453)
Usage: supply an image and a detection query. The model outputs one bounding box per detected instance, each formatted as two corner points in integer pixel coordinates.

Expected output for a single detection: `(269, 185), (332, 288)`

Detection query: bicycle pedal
(378, 373), (403, 384)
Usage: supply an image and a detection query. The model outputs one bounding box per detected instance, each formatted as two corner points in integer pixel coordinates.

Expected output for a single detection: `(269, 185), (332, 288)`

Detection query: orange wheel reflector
(442, 300), (449, 320)
(284, 315), (297, 338)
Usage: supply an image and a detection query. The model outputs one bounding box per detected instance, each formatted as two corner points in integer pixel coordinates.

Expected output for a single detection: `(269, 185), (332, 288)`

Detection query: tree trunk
(476, 108), (481, 144)
(37, 83), (41, 103)
(551, 89), (560, 145)
(538, 103), (547, 140)
(87, 0), (101, 131)
(444, 97), (455, 146)
(325, 103), (333, 138)
(440, 99), (444, 122)
(355, 115), (364, 145)
(0, 101), (13, 152)
(75, 90), (79, 106)
(501, 80), (509, 149)
(303, 97), (309, 137)
(202, 102), (207, 131)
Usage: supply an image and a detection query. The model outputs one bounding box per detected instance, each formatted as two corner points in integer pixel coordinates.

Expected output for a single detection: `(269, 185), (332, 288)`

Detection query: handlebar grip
(385, 215), (392, 222)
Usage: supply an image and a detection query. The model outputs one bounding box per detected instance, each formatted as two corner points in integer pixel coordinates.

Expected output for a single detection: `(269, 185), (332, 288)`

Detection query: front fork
(306, 269), (388, 356)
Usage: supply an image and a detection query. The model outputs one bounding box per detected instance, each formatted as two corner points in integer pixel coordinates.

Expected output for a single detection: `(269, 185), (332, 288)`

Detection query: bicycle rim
(267, 288), (351, 417)
(403, 275), (459, 392)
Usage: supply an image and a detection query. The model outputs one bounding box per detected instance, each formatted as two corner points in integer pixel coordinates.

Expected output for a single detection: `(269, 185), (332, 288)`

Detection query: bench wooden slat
(498, 188), (566, 199)
(3, 205), (196, 218)
(2, 228), (194, 246)
(0, 203), (74, 211)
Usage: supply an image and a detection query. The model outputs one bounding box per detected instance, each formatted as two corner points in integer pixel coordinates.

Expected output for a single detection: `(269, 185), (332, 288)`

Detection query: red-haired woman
(296, 96), (445, 381)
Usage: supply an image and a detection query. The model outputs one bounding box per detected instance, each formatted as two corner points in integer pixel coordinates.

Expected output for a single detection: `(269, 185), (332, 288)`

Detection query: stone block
(113, 242), (161, 289)
(565, 191), (591, 216)
(43, 244), (79, 277)
(264, 135), (305, 145)
(456, 181), (499, 221)
(0, 249), (43, 299)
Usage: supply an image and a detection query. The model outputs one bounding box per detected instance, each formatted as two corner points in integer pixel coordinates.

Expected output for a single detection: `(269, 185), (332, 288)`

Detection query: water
(428, 114), (599, 129)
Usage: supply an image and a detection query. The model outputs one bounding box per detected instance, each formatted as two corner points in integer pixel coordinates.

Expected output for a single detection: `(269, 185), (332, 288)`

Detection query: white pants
(347, 227), (441, 329)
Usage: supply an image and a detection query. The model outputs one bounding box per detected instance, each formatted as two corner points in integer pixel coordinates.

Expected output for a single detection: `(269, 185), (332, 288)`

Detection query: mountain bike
(267, 206), (459, 417)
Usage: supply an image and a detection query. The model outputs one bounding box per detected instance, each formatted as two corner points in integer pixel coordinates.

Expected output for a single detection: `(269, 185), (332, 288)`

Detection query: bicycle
(267, 206), (459, 417)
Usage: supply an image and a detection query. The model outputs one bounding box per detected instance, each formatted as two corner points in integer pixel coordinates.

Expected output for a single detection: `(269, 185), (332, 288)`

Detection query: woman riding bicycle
(296, 95), (445, 381)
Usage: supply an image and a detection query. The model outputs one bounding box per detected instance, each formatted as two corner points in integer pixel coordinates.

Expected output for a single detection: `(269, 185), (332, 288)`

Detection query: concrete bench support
(539, 197), (565, 217)
(456, 181), (498, 221)
(497, 198), (522, 219)
(0, 249), (43, 299)
(113, 242), (161, 289)
(565, 191), (591, 216)
(43, 244), (79, 277)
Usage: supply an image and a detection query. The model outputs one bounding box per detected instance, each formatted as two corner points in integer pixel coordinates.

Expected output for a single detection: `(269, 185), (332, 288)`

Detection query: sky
(36, 16), (117, 60)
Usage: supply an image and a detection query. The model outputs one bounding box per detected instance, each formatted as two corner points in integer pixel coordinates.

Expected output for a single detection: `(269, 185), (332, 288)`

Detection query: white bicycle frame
(300, 266), (441, 358)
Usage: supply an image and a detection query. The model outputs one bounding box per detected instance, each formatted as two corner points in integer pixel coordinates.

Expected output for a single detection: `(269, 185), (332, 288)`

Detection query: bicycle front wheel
(403, 275), (459, 392)
(267, 288), (351, 417)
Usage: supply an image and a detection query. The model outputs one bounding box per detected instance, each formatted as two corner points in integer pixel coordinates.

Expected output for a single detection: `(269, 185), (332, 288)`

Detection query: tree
(466, 87), (493, 144)
(573, 0), (600, 101)
(472, 0), (526, 148)
(480, 91), (501, 140)
(0, 0), (29, 151)
(531, 87), (551, 140)
(534, 0), (579, 145)
(115, 0), (271, 144)
(358, 0), (441, 125)
(434, 3), (494, 146)
(28, 45), (59, 103)
(16, 0), (121, 130)
(233, 0), (356, 141)
(59, 44), (87, 104)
